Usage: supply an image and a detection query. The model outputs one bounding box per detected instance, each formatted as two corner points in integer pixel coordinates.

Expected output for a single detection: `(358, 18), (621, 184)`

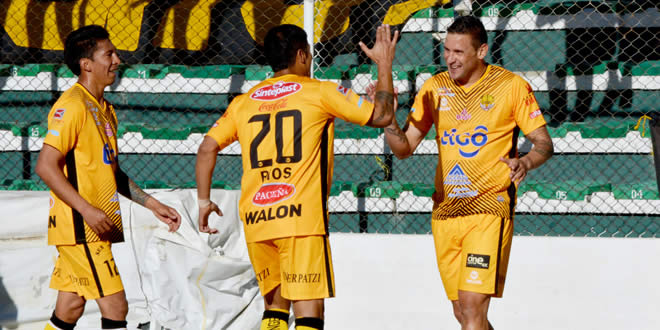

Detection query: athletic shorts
(247, 235), (335, 301)
(431, 214), (513, 301)
(50, 241), (124, 300)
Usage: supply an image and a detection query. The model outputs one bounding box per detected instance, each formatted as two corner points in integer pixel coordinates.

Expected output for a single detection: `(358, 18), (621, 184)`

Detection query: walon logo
(466, 253), (490, 269)
(251, 81), (302, 101)
(252, 183), (296, 206)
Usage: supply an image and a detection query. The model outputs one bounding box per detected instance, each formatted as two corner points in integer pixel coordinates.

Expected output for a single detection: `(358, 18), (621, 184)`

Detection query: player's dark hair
(447, 16), (488, 50)
(64, 25), (110, 76)
(264, 24), (309, 72)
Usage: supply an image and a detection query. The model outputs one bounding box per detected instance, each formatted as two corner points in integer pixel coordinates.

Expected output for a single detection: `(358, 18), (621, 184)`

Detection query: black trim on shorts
(494, 216), (505, 296)
(83, 243), (104, 297)
(65, 150), (86, 243)
(320, 120), (331, 234)
(296, 317), (324, 329)
(322, 235), (334, 297)
(263, 309), (289, 322)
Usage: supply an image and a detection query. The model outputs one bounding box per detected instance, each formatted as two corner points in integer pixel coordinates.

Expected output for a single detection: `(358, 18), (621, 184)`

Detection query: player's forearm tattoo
(385, 126), (407, 143)
(531, 140), (554, 159)
(375, 91), (394, 121)
(128, 178), (150, 206)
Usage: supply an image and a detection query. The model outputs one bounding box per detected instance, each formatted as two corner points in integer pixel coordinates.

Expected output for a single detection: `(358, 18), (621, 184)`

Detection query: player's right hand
(366, 83), (399, 111)
(198, 201), (221, 234)
(359, 24), (399, 67)
(82, 206), (114, 236)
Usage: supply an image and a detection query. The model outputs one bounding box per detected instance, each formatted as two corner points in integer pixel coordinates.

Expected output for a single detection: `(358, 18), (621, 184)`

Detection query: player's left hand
(147, 198), (182, 232)
(499, 157), (529, 185)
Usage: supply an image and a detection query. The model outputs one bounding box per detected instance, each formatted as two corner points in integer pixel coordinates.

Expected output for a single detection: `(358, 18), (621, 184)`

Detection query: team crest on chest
(480, 94), (495, 111)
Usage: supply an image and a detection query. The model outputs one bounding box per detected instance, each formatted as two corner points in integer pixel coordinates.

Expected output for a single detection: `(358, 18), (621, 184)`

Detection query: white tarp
(0, 189), (263, 330)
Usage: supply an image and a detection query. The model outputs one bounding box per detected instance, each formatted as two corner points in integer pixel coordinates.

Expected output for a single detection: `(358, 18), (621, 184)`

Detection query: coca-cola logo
(258, 99), (288, 112)
(252, 183), (296, 206)
(250, 81), (302, 101)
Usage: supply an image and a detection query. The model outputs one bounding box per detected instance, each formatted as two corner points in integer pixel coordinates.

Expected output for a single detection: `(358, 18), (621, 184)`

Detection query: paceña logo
(252, 183), (295, 206)
(250, 81), (302, 101)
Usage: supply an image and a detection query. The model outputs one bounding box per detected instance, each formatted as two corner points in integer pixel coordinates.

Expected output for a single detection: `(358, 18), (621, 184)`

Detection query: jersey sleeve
(206, 97), (239, 149)
(406, 79), (436, 134)
(512, 76), (547, 135)
(43, 99), (85, 155)
(319, 81), (373, 126)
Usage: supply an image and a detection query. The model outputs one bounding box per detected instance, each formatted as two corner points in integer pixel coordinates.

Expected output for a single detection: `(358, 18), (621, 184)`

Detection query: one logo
(105, 123), (113, 137)
(47, 129), (60, 137)
(437, 87), (455, 97)
(102, 143), (116, 165)
(53, 108), (65, 120)
(445, 164), (471, 186)
(437, 97), (451, 111)
(529, 109), (542, 119)
(441, 126), (489, 158)
(480, 94), (495, 111)
(258, 99), (288, 112)
(252, 183), (296, 206)
(250, 81), (302, 101)
(456, 108), (471, 120)
(336, 85), (349, 96)
(466, 253), (490, 269)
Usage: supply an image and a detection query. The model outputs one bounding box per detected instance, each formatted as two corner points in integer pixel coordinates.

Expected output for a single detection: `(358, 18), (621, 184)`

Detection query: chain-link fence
(1, 0), (658, 237)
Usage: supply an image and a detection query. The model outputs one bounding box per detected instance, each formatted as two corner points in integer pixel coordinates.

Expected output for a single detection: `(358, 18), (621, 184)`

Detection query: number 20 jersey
(206, 74), (373, 243)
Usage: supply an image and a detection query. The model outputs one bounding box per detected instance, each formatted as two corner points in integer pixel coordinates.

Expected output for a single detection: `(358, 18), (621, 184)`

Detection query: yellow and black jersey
(207, 74), (374, 243)
(43, 83), (123, 245)
(408, 65), (547, 220)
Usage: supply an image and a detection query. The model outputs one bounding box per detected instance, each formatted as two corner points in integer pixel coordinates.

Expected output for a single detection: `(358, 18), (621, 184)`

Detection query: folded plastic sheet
(0, 189), (263, 330)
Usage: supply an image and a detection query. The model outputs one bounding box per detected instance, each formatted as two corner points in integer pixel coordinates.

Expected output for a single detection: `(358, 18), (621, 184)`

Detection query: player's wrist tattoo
(385, 126), (406, 143)
(375, 91), (394, 120)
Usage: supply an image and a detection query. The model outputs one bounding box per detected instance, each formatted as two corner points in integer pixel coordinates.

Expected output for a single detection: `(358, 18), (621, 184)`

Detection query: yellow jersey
(408, 65), (547, 220)
(207, 74), (373, 242)
(43, 83), (123, 245)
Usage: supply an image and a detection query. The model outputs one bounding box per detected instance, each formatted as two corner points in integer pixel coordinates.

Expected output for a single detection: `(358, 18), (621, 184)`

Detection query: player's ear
(477, 43), (488, 60)
(79, 57), (91, 73)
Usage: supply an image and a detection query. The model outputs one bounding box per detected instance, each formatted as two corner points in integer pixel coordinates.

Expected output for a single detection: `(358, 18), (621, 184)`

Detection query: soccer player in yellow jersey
(196, 24), (398, 330)
(36, 25), (181, 330)
(384, 16), (554, 330)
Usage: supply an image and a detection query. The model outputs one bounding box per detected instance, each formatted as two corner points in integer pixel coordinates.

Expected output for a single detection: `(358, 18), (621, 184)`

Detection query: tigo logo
(251, 81), (302, 101)
(252, 183), (296, 206)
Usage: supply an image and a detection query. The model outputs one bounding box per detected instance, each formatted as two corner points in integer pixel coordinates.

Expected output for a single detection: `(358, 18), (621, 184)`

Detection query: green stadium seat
(612, 182), (660, 200)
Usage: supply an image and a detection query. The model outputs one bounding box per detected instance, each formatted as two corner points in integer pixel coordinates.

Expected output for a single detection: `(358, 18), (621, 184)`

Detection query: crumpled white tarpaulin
(0, 189), (263, 330)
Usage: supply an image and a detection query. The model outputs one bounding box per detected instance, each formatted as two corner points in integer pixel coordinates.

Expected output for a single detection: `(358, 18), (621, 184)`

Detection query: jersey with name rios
(206, 75), (373, 243)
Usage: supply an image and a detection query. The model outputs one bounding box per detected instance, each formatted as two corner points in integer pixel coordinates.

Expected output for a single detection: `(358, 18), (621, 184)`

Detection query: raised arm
(36, 144), (114, 235)
(195, 136), (223, 234)
(116, 166), (181, 232)
(499, 125), (554, 184)
(359, 24), (399, 128)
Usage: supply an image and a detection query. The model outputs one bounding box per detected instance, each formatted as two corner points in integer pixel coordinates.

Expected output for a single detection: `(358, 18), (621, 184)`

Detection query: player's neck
(458, 62), (488, 89)
(77, 76), (106, 104)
